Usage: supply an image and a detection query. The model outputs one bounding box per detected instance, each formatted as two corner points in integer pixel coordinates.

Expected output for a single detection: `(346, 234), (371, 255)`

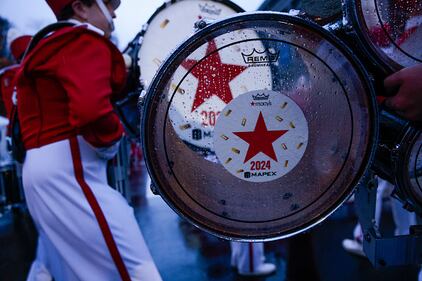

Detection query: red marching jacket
(0, 65), (19, 119)
(16, 25), (126, 150)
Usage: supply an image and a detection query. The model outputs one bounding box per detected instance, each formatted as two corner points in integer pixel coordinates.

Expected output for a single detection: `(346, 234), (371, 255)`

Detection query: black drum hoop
(142, 11), (379, 240)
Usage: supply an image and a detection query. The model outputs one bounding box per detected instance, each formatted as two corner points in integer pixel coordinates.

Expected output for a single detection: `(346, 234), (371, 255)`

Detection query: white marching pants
(24, 137), (162, 281)
(230, 241), (265, 273)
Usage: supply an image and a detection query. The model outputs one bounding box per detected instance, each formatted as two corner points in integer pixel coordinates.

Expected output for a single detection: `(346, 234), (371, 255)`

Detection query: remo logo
(214, 90), (309, 183)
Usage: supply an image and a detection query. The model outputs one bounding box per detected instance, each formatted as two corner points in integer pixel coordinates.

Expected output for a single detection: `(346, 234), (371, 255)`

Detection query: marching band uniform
(18, 1), (162, 280)
(230, 241), (276, 276)
(0, 65), (18, 118)
(0, 35), (31, 119)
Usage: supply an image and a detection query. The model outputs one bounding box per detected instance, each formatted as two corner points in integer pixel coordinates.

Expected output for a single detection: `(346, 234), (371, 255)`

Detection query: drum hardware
(356, 172), (422, 267)
(141, 11), (377, 241)
(137, 89), (147, 108)
(122, 1), (418, 245)
(107, 136), (131, 200)
(318, 0), (422, 214)
(317, 0), (422, 268)
(149, 182), (159, 196)
(127, 0), (422, 270)
(194, 18), (214, 30)
(360, 73), (421, 217)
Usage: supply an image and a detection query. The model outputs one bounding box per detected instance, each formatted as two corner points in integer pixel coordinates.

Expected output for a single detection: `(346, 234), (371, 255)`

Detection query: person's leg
(26, 237), (53, 281)
(391, 198), (416, 235)
(231, 242), (275, 276)
(23, 138), (162, 281)
(238, 242), (263, 273)
(230, 241), (240, 268)
(375, 177), (391, 224)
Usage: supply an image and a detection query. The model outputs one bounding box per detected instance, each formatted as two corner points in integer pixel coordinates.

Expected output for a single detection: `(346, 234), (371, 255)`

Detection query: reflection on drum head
(169, 37), (272, 150)
(214, 91), (308, 182)
(143, 13), (376, 240)
(360, 0), (422, 67)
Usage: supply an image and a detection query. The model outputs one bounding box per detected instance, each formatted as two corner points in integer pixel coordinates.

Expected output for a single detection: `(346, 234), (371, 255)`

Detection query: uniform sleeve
(57, 34), (123, 146)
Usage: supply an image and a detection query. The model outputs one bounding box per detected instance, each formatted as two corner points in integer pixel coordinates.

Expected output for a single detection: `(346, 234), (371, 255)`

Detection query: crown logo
(242, 48), (280, 64)
(199, 3), (222, 16)
(252, 93), (270, 101)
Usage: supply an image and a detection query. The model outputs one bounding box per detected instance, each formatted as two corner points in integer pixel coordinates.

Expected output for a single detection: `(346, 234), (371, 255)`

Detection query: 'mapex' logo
(199, 3), (222, 16)
(242, 48), (280, 65)
(192, 129), (213, 141)
(244, 171), (277, 178)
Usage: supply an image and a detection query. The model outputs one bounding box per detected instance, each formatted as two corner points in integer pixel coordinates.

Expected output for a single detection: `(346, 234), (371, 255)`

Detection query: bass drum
(141, 12), (377, 241)
(342, 0), (421, 76)
(117, 0), (244, 139)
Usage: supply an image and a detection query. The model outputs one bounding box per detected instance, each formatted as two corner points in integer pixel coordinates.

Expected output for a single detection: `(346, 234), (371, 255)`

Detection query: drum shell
(374, 110), (422, 214)
(373, 110), (409, 183)
(141, 11), (378, 241)
(395, 128), (422, 215)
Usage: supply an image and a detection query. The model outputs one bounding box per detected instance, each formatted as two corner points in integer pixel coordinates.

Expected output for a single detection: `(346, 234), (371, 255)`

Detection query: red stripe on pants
(69, 137), (131, 281)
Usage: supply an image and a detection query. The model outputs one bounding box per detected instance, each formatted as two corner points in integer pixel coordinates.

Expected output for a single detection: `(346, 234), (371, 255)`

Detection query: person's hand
(384, 64), (422, 122)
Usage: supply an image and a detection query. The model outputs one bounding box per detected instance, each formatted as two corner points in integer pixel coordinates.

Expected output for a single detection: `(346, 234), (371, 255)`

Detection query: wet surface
(0, 161), (419, 281)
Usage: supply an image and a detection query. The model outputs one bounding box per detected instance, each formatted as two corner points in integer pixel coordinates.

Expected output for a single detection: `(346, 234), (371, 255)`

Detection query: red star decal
(181, 40), (248, 112)
(233, 112), (288, 163)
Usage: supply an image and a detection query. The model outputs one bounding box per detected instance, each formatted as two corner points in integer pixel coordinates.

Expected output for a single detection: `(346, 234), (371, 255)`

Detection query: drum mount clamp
(356, 173), (422, 268)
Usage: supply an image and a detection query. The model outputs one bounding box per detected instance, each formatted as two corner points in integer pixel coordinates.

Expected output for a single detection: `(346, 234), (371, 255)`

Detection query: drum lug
(391, 145), (401, 162)
(288, 9), (314, 23)
(137, 89), (147, 109)
(150, 182), (160, 195)
(194, 19), (213, 31)
(141, 23), (149, 33)
(288, 9), (301, 16)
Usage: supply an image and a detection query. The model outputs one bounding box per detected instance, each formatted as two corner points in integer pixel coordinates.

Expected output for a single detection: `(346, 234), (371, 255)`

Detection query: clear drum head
(142, 12), (377, 241)
(138, 0), (243, 87)
(119, 0), (243, 139)
(357, 0), (422, 69)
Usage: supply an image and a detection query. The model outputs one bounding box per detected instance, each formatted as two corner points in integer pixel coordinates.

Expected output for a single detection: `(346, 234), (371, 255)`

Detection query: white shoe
(342, 238), (365, 257)
(238, 263), (276, 276)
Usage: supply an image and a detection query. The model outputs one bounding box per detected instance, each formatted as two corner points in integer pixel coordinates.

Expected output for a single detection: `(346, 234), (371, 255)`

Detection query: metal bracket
(356, 172), (422, 267)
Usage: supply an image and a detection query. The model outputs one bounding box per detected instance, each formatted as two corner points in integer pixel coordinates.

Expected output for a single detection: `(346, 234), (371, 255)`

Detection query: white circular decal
(214, 90), (309, 182)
